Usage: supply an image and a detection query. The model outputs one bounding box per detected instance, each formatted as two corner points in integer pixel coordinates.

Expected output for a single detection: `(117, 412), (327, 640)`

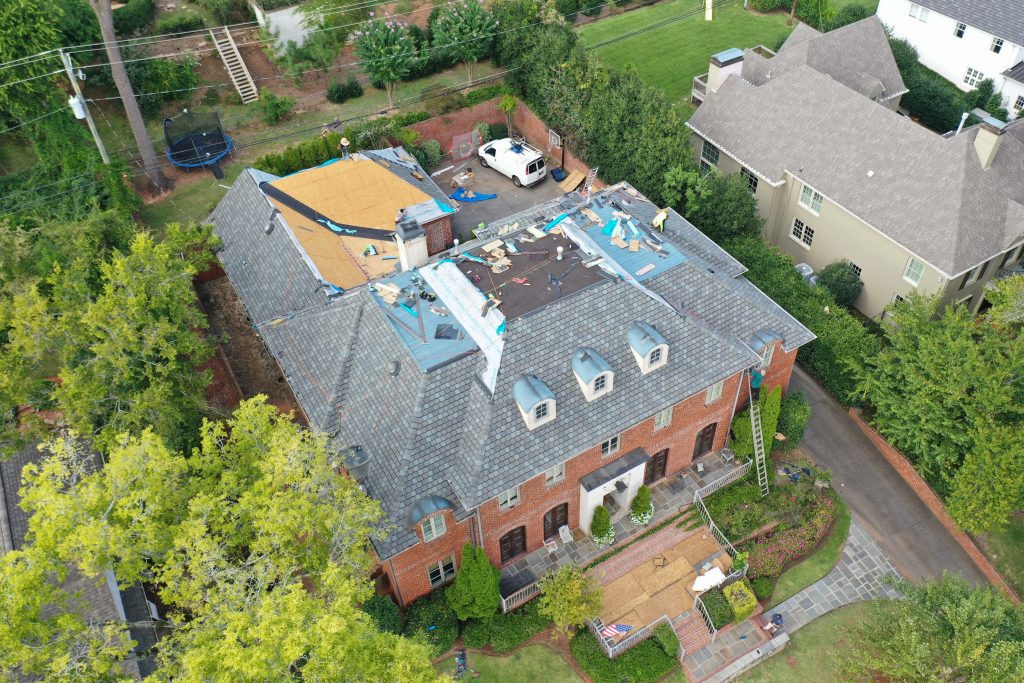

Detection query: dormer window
(628, 321), (669, 374)
(513, 375), (556, 430)
(572, 347), (613, 401)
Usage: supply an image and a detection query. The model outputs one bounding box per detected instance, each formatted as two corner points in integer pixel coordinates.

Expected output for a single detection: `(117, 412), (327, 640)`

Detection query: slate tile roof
(687, 65), (1024, 276)
(1004, 60), (1024, 84)
(917, 0), (1024, 46)
(215, 178), (814, 558)
(742, 17), (907, 101)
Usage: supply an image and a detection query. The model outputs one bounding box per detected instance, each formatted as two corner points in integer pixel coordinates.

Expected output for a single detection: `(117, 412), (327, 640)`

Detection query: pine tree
(446, 544), (501, 620)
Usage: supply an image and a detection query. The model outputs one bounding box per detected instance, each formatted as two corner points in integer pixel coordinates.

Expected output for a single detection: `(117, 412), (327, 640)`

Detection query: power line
(0, 107), (68, 135)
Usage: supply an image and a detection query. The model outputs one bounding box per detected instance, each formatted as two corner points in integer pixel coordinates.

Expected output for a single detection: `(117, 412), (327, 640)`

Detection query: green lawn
(434, 645), (581, 682)
(138, 162), (245, 233)
(738, 601), (870, 682)
(980, 513), (1024, 598)
(579, 2), (793, 106)
(768, 497), (851, 608)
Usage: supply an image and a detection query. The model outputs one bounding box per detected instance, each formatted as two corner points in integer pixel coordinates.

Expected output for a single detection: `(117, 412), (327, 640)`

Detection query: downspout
(387, 558), (405, 608)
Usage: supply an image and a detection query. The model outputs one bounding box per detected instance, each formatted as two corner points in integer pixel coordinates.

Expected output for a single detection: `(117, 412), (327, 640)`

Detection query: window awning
(579, 448), (651, 492)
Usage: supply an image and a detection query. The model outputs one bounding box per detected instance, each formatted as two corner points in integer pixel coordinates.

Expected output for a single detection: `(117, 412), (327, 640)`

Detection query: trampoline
(164, 110), (233, 178)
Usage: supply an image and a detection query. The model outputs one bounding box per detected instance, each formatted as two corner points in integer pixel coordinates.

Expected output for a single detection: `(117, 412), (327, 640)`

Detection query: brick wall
(383, 346), (799, 607)
(512, 105), (594, 179)
(406, 98), (506, 158)
(848, 409), (1021, 604)
(423, 215), (453, 254)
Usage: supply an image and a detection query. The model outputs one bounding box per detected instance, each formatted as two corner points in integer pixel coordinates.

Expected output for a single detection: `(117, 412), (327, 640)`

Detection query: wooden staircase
(210, 28), (258, 104)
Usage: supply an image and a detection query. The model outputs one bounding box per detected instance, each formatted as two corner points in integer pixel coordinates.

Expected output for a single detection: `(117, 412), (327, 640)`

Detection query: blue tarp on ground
(450, 187), (497, 203)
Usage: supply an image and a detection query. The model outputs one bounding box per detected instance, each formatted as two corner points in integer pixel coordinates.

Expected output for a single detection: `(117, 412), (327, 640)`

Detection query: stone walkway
(685, 514), (901, 681)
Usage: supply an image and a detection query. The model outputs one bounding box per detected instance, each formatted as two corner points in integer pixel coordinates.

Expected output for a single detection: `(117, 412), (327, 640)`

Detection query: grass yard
(980, 513), (1024, 598)
(434, 646), (581, 682)
(738, 601), (869, 682)
(579, 2), (792, 106)
(768, 496), (851, 608)
(138, 163), (246, 232)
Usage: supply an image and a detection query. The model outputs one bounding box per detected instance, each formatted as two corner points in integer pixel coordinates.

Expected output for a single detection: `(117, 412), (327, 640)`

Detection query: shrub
(731, 386), (782, 459)
(629, 485), (653, 526)
(700, 589), (734, 630)
(750, 0), (788, 11)
(555, 0), (579, 19)
(465, 84), (508, 107)
(362, 594), (402, 634)
(404, 590), (458, 657)
(447, 544), (501, 621)
(326, 76), (364, 104)
(731, 551), (749, 575)
(489, 122), (508, 140)
(723, 580), (758, 623)
(747, 495), (837, 577)
(570, 629), (677, 683)
(155, 9), (204, 33)
(590, 505), (613, 547)
(418, 139), (443, 171)
(259, 89), (295, 124)
(751, 576), (773, 601)
(777, 391), (811, 451)
(113, 54), (199, 115)
(474, 121), (492, 144)
(537, 564), (603, 636)
(196, 0), (253, 23)
(828, 3), (869, 29)
(653, 621), (679, 658)
(199, 88), (220, 106)
(422, 84), (468, 117)
(818, 260), (863, 308)
(488, 600), (550, 652)
(462, 616), (492, 647)
(113, 0), (154, 35)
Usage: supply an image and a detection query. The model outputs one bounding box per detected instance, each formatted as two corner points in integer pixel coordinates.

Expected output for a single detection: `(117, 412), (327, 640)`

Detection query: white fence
(500, 582), (540, 613)
(588, 614), (676, 659)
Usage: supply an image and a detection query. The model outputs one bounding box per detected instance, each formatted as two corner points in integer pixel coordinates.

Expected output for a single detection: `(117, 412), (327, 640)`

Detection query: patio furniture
(559, 525), (573, 545)
(692, 566), (727, 592)
(544, 538), (559, 555)
(695, 461), (705, 475)
(722, 448), (735, 463)
(653, 555), (667, 569)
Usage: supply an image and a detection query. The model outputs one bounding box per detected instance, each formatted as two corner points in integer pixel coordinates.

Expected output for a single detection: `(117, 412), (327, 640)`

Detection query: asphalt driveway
(434, 160), (567, 242)
(791, 366), (986, 585)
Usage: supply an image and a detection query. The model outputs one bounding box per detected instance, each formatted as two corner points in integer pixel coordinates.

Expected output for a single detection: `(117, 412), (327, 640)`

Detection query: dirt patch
(196, 275), (304, 420)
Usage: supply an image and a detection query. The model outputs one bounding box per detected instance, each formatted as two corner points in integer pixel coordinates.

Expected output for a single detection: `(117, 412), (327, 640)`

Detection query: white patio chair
(558, 525), (573, 545)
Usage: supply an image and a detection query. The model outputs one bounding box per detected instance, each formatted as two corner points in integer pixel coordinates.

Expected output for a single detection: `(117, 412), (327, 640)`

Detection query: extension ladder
(750, 377), (770, 497)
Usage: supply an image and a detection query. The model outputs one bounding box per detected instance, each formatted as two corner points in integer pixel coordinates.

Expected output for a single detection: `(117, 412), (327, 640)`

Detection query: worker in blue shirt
(750, 367), (765, 401)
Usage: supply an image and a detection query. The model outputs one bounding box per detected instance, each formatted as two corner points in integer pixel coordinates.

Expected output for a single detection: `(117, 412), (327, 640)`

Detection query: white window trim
(636, 344), (669, 374)
(761, 342), (775, 368)
(498, 486), (522, 511)
(653, 406), (673, 431)
(798, 184), (824, 216)
(954, 22), (966, 38)
(964, 68), (984, 87)
(601, 434), (621, 457)
(427, 555), (457, 587)
(903, 258), (925, 287)
(701, 140), (720, 167)
(1015, 96), (1024, 112)
(705, 380), (724, 405)
(991, 37), (1003, 53)
(963, 265), (980, 286)
(789, 218), (812, 250)
(544, 462), (566, 487)
(421, 514), (446, 542)
(521, 399), (556, 430)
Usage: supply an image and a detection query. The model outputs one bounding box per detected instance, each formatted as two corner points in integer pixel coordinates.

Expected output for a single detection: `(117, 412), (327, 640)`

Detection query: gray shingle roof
(687, 65), (1024, 276)
(1005, 60), (1024, 84)
(917, 0), (1024, 45)
(742, 17), (906, 101)
(241, 192), (813, 559)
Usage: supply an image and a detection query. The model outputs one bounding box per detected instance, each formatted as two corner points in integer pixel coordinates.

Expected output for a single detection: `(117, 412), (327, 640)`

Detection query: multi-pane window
(954, 22), (966, 38)
(421, 514), (446, 542)
(904, 258), (925, 286)
(740, 167), (758, 193)
(705, 380), (724, 405)
(428, 556), (457, 587)
(1015, 96), (1024, 112)
(498, 486), (521, 511)
(959, 265), (979, 290)
(799, 185), (824, 213)
(653, 406), (673, 431)
(545, 462), (566, 486)
(593, 374), (607, 393)
(849, 263), (862, 278)
(701, 141), (720, 168)
(649, 348), (662, 366)
(964, 68), (984, 87)
(892, 293), (905, 305)
(908, 2), (929, 21)
(535, 403), (548, 421)
(791, 218), (814, 247)
(991, 37), (1004, 53)
(601, 434), (621, 456)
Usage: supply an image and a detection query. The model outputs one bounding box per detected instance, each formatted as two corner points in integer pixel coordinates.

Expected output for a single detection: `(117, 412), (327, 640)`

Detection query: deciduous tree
(446, 543), (501, 620)
(986, 272), (1024, 327)
(432, 0), (496, 84)
(353, 19), (417, 108)
(0, 0), (62, 123)
(537, 564), (603, 636)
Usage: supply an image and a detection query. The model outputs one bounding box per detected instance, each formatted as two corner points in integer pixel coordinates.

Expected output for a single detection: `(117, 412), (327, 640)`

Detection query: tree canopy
(537, 563), (603, 636)
(432, 0), (496, 83)
(2, 398), (437, 681)
(817, 259), (863, 308)
(662, 168), (764, 243)
(353, 19), (418, 108)
(0, 0), (62, 123)
(446, 544), (501, 621)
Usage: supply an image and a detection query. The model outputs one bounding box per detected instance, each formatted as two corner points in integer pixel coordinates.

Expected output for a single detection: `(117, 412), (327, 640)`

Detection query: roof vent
(339, 446), (370, 482)
(388, 360), (401, 376)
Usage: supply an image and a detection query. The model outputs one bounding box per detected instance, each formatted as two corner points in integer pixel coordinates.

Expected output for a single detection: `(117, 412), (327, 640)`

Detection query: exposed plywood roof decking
(268, 157), (436, 289)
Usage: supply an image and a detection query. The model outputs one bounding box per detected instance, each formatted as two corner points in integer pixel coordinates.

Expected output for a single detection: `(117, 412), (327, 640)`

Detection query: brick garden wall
(407, 97), (506, 158)
(848, 409), (1021, 603)
(512, 105), (593, 178)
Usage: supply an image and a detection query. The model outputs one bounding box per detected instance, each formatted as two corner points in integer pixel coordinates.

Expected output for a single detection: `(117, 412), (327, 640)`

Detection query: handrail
(693, 458), (752, 501)
(500, 582), (540, 613)
(693, 595), (719, 644)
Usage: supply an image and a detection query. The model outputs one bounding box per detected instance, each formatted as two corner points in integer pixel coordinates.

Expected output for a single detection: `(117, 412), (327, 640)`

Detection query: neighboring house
(692, 16), (907, 110)
(877, 0), (1024, 112)
(687, 20), (1024, 318)
(0, 442), (159, 679)
(210, 151), (814, 608)
(250, 1), (310, 51)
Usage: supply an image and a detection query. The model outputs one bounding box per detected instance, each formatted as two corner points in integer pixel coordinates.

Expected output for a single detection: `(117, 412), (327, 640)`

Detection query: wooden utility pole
(89, 0), (170, 192)
(60, 50), (110, 164)
(788, 0), (799, 25)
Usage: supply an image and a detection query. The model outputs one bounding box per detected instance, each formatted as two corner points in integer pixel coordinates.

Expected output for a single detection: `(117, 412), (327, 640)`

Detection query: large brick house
(210, 161), (813, 607)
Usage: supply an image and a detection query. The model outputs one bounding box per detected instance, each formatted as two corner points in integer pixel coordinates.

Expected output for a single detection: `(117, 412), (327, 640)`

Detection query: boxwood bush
(723, 580), (758, 623)
(653, 622), (679, 659)
(700, 589), (734, 630)
(403, 590), (458, 657)
(751, 576), (774, 601)
(362, 594), (402, 634)
(489, 601), (550, 653)
(570, 628), (677, 683)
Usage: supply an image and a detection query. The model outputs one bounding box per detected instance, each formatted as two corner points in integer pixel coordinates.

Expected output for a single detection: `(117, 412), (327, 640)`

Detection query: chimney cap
(711, 47), (744, 67)
(981, 116), (1007, 134)
(396, 217), (423, 240)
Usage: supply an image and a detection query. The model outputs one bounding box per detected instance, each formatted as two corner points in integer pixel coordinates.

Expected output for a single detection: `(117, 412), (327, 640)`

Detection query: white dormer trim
(523, 400), (556, 430)
(577, 370), (614, 402)
(632, 344), (669, 375)
(513, 375), (557, 430)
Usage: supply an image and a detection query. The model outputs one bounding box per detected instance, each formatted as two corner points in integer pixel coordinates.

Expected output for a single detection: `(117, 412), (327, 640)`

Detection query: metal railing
(690, 459), (751, 559)
(693, 458), (752, 501)
(692, 74), (708, 99)
(752, 44), (777, 57)
(693, 595), (719, 644)
(500, 582), (540, 613)
(588, 614), (675, 659)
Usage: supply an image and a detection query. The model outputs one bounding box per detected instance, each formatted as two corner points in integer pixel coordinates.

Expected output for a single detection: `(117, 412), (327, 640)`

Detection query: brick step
(675, 612), (713, 654)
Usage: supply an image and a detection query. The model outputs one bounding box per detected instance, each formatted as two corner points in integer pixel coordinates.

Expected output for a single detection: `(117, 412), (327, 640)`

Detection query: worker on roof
(750, 367), (765, 401)
(653, 209), (668, 232)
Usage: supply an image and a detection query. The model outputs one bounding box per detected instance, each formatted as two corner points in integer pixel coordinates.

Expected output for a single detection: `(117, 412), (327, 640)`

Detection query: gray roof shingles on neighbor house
(688, 64), (1024, 276)
(916, 0), (1024, 46)
(742, 17), (907, 101)
(211, 171), (813, 559)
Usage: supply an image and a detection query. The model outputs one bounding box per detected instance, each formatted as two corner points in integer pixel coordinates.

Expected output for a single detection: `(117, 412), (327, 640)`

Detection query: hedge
(326, 76), (364, 104)
(462, 617), (492, 648)
(362, 594), (402, 635)
(570, 629), (677, 683)
(701, 589), (734, 630)
(723, 580), (758, 623)
(114, 0), (154, 35)
(776, 391), (811, 451)
(460, 600), (550, 653)
(154, 9), (204, 33)
(653, 622), (679, 659)
(751, 576), (774, 601)
(404, 590), (458, 657)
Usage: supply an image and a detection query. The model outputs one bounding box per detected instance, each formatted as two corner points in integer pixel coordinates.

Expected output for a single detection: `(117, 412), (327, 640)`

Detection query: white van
(478, 138), (547, 187)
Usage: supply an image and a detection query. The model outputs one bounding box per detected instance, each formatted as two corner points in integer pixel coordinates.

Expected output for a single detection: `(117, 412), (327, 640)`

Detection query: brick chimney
(395, 218), (429, 271)
(708, 48), (745, 95)
(974, 117), (1006, 170)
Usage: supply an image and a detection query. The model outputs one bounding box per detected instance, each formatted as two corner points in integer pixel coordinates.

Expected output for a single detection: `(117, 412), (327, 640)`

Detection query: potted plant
(731, 551), (749, 575)
(591, 505), (614, 547)
(629, 485), (654, 526)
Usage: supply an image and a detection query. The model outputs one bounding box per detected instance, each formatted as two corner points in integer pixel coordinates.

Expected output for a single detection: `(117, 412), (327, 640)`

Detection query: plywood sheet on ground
(558, 170), (584, 193)
(681, 533), (724, 564)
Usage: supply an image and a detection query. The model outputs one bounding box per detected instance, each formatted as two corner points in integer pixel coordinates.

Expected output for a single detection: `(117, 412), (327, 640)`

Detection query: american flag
(601, 624), (633, 638)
